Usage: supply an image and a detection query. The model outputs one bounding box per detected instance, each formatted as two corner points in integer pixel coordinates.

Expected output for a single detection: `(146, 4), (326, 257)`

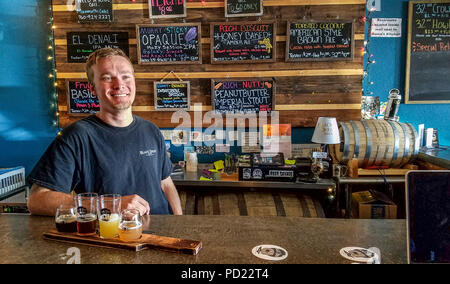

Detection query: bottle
(384, 89), (401, 121)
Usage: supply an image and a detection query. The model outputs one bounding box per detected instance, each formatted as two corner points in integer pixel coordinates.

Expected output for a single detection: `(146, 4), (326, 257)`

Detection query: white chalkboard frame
(285, 20), (355, 62)
(148, 0), (187, 19)
(211, 78), (276, 115)
(154, 80), (191, 111)
(225, 0), (263, 18)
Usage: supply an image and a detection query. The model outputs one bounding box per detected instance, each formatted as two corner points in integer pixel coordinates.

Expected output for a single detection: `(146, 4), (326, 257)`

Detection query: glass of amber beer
(74, 193), (98, 236)
(98, 194), (121, 239)
(118, 209), (142, 242)
(55, 204), (77, 233)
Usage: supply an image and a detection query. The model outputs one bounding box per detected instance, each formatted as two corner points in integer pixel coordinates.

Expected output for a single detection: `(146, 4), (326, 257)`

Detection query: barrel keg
(330, 120), (419, 168)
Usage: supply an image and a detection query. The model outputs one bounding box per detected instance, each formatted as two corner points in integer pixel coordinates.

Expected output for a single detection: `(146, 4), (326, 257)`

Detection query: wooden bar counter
(0, 214), (407, 264)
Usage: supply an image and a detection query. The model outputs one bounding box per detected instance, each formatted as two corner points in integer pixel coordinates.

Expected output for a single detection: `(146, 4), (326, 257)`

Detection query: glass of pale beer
(98, 194), (121, 239)
(118, 209), (142, 242)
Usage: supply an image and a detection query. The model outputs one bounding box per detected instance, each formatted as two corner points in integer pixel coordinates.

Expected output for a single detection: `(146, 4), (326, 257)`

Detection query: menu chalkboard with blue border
(67, 81), (100, 115)
(136, 23), (202, 65)
(154, 81), (191, 111)
(211, 78), (275, 114)
(405, 0), (450, 103)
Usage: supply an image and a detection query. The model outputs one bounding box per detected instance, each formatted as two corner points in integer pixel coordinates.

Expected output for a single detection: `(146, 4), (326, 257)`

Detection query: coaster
(252, 244), (288, 261)
(339, 247), (378, 263)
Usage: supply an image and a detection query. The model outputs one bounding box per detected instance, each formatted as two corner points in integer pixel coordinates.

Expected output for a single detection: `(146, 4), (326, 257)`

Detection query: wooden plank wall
(52, 0), (365, 128)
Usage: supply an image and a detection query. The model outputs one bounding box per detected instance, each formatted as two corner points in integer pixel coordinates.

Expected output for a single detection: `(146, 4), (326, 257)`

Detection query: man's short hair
(85, 48), (134, 86)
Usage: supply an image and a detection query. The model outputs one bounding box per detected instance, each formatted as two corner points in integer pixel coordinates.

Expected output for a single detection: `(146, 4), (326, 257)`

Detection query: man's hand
(121, 194), (150, 216)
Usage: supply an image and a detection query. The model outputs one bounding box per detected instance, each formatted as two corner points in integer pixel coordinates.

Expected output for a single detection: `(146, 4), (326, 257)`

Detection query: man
(27, 48), (182, 216)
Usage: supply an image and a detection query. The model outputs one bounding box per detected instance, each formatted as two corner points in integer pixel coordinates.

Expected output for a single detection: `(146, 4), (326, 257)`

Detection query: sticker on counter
(339, 247), (379, 263)
(252, 244), (288, 261)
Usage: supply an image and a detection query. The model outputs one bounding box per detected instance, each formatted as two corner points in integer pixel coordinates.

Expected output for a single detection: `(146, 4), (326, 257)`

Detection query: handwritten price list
(412, 3), (450, 52)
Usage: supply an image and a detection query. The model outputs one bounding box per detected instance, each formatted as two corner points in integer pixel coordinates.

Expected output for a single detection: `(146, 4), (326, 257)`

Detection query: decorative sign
(211, 21), (276, 64)
(154, 81), (190, 110)
(136, 23), (202, 64)
(225, 0), (263, 17)
(211, 78), (275, 114)
(405, 1), (450, 103)
(370, 18), (402, 38)
(76, 0), (113, 23)
(149, 0), (186, 18)
(286, 21), (354, 61)
(67, 81), (99, 114)
(66, 32), (129, 63)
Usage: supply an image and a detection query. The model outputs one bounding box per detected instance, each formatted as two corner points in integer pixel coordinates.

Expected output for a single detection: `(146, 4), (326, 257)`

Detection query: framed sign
(67, 81), (99, 115)
(405, 0), (450, 104)
(154, 81), (191, 111)
(225, 0), (263, 17)
(211, 78), (275, 114)
(75, 0), (113, 23)
(210, 21), (276, 64)
(286, 20), (354, 61)
(149, 0), (186, 19)
(136, 23), (202, 65)
(66, 31), (129, 63)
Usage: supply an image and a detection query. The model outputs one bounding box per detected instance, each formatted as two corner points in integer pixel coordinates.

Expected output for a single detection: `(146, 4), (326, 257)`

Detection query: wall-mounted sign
(66, 31), (129, 63)
(371, 18), (402, 38)
(154, 81), (190, 110)
(286, 21), (354, 61)
(76, 0), (113, 23)
(67, 81), (99, 115)
(211, 21), (276, 64)
(136, 23), (202, 64)
(149, 0), (186, 18)
(225, 0), (263, 17)
(211, 78), (275, 114)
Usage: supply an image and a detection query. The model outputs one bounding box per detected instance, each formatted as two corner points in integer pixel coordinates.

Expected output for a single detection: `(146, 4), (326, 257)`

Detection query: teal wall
(363, 0), (450, 146)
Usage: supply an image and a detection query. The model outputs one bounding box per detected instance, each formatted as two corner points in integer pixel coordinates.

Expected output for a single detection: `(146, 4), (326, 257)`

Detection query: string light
(48, 3), (59, 131)
(362, 9), (376, 97)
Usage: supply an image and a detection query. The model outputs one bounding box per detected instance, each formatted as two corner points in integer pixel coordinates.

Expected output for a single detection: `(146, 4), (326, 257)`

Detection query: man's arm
(27, 184), (74, 216)
(161, 176), (183, 215)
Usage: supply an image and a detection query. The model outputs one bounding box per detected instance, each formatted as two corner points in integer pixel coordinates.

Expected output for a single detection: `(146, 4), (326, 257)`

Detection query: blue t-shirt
(27, 115), (173, 214)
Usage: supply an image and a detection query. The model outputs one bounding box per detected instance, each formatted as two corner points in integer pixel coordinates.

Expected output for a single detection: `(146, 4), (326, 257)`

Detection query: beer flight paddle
(43, 230), (202, 255)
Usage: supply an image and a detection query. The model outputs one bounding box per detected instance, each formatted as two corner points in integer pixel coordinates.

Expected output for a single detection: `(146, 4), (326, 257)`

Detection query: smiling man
(27, 48), (182, 216)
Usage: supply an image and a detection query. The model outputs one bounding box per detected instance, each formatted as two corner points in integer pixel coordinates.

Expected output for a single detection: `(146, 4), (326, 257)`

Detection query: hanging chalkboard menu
(225, 0), (263, 17)
(67, 81), (99, 115)
(286, 21), (354, 61)
(149, 0), (186, 18)
(76, 0), (113, 23)
(154, 81), (190, 110)
(211, 21), (276, 64)
(211, 79), (275, 114)
(405, 1), (450, 103)
(67, 32), (129, 63)
(136, 23), (202, 65)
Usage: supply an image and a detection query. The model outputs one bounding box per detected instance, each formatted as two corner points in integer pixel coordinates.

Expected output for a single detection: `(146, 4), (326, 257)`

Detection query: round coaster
(252, 244), (288, 261)
(340, 247), (378, 263)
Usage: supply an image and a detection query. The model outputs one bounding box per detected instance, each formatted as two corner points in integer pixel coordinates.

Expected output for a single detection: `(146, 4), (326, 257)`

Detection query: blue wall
(364, 0), (450, 146)
(0, 0), (59, 174)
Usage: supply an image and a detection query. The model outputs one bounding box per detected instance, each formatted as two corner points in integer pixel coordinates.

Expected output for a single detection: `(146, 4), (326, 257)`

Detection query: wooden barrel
(178, 190), (325, 218)
(330, 120), (419, 168)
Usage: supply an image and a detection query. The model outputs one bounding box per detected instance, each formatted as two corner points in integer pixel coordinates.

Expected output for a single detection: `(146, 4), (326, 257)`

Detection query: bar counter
(0, 214), (407, 264)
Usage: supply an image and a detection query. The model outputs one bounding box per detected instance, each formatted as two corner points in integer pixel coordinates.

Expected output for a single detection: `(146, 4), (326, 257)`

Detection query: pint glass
(74, 193), (98, 236)
(98, 194), (121, 239)
(118, 209), (142, 241)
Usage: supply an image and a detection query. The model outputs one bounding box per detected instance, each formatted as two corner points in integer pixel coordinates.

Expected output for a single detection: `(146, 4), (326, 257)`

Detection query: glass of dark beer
(74, 193), (98, 236)
(55, 204), (77, 233)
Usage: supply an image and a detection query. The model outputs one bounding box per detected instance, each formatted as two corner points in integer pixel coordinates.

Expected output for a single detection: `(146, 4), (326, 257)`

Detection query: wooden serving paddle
(43, 230), (202, 255)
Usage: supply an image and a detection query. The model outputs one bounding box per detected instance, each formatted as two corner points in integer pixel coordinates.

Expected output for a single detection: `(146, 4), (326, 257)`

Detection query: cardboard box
(352, 190), (397, 219)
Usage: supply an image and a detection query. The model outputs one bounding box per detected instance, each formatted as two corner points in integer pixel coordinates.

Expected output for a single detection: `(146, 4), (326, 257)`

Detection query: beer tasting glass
(74, 193), (98, 236)
(55, 204), (77, 233)
(119, 209), (143, 242)
(98, 194), (121, 239)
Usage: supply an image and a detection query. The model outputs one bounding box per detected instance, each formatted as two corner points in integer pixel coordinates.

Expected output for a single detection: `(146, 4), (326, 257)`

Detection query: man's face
(90, 55), (136, 113)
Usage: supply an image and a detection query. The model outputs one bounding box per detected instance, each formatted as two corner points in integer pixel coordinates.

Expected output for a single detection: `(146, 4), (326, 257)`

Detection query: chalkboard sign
(225, 0), (263, 17)
(76, 0), (113, 23)
(211, 21), (276, 64)
(67, 81), (100, 115)
(136, 23), (202, 65)
(154, 81), (190, 110)
(286, 21), (354, 61)
(211, 79), (275, 114)
(67, 32), (129, 63)
(405, 1), (450, 104)
(149, 0), (186, 19)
